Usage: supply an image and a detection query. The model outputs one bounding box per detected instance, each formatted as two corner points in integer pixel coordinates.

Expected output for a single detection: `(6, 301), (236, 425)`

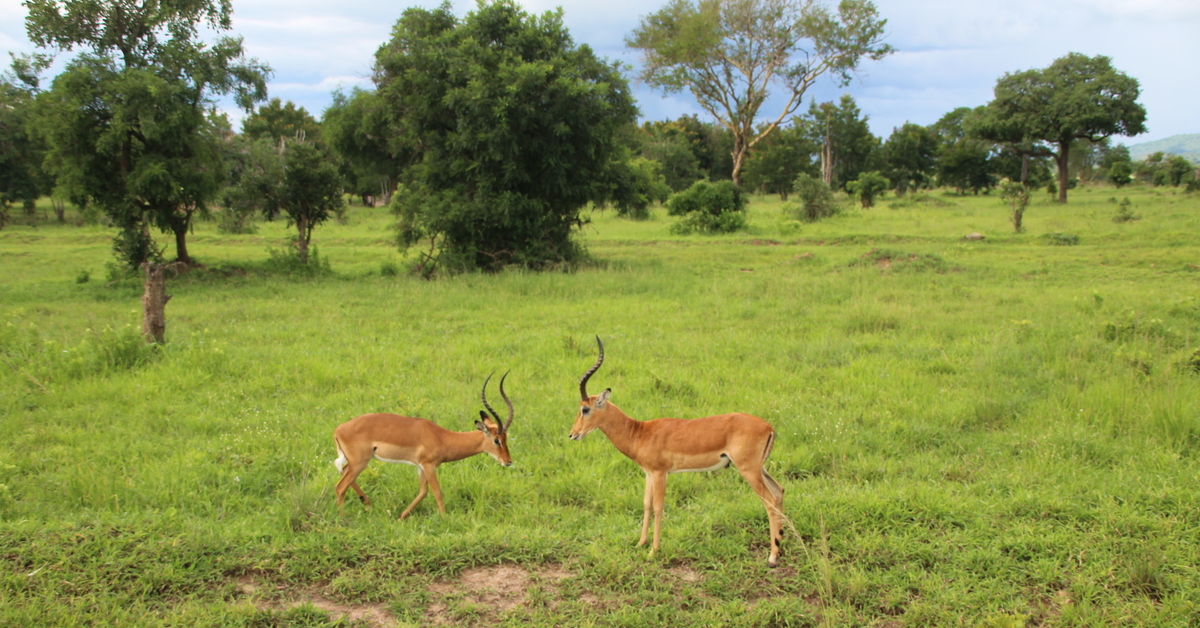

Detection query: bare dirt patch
(234, 574), (397, 627)
(424, 564), (576, 625)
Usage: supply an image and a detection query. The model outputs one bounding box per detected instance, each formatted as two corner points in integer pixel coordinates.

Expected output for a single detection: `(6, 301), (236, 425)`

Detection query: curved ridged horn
(481, 372), (503, 429)
(499, 370), (514, 433)
(579, 336), (604, 401)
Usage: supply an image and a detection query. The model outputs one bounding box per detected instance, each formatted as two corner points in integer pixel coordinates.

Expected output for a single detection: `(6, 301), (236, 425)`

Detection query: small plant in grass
(666, 180), (748, 234)
(1044, 232), (1080, 246)
(1113, 197), (1139, 223)
(785, 173), (838, 221)
(998, 178), (1030, 232)
(379, 260), (400, 277)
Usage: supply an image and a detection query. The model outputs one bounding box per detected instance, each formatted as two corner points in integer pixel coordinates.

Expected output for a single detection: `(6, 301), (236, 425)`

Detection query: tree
(797, 95), (879, 190)
(742, 121), (818, 199)
(636, 119), (706, 191)
(24, 0), (269, 267)
(242, 97), (321, 143)
(628, 0), (892, 185)
(602, 155), (672, 219)
(881, 122), (937, 195)
(974, 53), (1146, 204)
(322, 88), (402, 206)
(1108, 160), (1133, 188)
(376, 1), (637, 273)
(1154, 155), (1196, 187)
(278, 141), (344, 264)
(932, 107), (994, 194)
(0, 55), (49, 228)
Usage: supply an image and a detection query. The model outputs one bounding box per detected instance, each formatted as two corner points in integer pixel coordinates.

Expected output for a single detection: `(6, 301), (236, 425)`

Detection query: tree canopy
(243, 97), (321, 143)
(375, 0), (637, 273)
(627, 0), (892, 185)
(24, 0), (269, 267)
(974, 53), (1146, 203)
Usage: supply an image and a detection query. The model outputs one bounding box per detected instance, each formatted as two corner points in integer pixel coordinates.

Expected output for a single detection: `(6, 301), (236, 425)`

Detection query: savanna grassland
(2, 186), (1199, 627)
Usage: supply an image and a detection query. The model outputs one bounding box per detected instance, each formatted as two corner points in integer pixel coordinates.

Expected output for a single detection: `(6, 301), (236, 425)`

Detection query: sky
(2, 0), (1197, 145)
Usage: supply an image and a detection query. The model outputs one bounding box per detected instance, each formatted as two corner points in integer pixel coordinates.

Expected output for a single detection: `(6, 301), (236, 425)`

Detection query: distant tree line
(3, 0), (1191, 277)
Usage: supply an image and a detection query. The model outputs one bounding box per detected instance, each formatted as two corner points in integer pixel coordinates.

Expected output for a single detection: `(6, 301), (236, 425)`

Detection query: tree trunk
(296, 213), (309, 264)
(821, 121), (833, 186)
(730, 143), (748, 187)
(141, 262), (172, 344)
(173, 222), (192, 266)
(1056, 141), (1070, 204)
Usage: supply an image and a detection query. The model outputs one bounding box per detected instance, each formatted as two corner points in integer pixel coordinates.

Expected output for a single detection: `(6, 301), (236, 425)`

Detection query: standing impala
(570, 338), (785, 566)
(334, 372), (514, 519)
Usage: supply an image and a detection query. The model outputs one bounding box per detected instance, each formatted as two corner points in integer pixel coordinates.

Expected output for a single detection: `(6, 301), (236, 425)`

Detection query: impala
(334, 372), (514, 519)
(570, 337), (785, 566)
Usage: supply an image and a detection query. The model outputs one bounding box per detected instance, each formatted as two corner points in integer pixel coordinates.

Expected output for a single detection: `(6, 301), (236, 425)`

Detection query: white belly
(671, 454), (731, 474)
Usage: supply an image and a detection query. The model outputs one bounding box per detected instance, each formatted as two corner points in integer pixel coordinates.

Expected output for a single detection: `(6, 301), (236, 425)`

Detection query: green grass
(2, 185), (1199, 626)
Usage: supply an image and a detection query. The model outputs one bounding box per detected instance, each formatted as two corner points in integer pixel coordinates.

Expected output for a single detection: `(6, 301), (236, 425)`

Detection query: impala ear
(476, 411), (493, 434)
(596, 388), (612, 408)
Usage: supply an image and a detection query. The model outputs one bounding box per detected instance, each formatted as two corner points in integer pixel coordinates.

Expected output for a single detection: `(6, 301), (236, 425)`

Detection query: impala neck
(595, 402), (645, 461)
(439, 430), (490, 463)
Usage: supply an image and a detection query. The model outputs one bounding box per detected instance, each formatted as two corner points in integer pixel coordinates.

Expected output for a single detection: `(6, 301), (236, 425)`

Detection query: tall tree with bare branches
(627, 0), (892, 186)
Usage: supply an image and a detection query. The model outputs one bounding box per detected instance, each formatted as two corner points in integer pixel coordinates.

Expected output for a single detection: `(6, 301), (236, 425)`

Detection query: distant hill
(1127, 134), (1200, 163)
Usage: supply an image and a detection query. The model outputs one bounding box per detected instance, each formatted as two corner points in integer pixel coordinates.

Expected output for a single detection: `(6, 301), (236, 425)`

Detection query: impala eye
(493, 439), (500, 445)
(582, 407), (590, 414)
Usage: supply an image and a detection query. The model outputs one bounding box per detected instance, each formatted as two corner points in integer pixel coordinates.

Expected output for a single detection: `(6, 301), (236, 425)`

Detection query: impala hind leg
(398, 465), (430, 520)
(738, 466), (785, 567)
(335, 458), (371, 509)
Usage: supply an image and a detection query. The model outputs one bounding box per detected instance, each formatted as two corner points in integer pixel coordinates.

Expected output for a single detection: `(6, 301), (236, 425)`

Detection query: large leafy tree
(0, 56), (49, 228)
(797, 94), (879, 190)
(242, 97), (321, 143)
(881, 122), (938, 195)
(742, 121), (817, 199)
(24, 0), (269, 267)
(322, 88), (402, 206)
(932, 107), (994, 194)
(376, 0), (637, 273)
(974, 53), (1146, 204)
(627, 0), (892, 186)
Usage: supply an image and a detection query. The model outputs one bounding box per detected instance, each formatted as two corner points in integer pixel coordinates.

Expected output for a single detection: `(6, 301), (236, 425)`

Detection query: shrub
(786, 173), (838, 222)
(605, 157), (671, 220)
(666, 180), (748, 234)
(1112, 197), (1139, 223)
(1044, 232), (1080, 246)
(998, 178), (1030, 232)
(845, 171), (890, 208)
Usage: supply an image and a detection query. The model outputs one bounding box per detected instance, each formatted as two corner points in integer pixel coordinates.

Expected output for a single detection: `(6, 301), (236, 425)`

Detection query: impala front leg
(425, 464), (446, 515)
(638, 471), (653, 547)
(649, 471), (667, 555)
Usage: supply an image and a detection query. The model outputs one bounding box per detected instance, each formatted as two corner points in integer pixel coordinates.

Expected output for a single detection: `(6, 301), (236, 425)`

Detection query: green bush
(785, 173), (838, 221)
(666, 180), (748, 234)
(1044, 232), (1080, 246)
(846, 171), (890, 208)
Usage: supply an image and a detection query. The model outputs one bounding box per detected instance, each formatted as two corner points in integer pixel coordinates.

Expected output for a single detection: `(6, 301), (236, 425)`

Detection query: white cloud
(3, 0), (1196, 142)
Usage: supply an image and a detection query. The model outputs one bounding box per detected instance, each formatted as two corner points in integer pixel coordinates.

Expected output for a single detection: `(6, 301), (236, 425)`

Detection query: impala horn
(579, 336), (604, 401)
(481, 372), (504, 433)
(499, 371), (514, 433)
